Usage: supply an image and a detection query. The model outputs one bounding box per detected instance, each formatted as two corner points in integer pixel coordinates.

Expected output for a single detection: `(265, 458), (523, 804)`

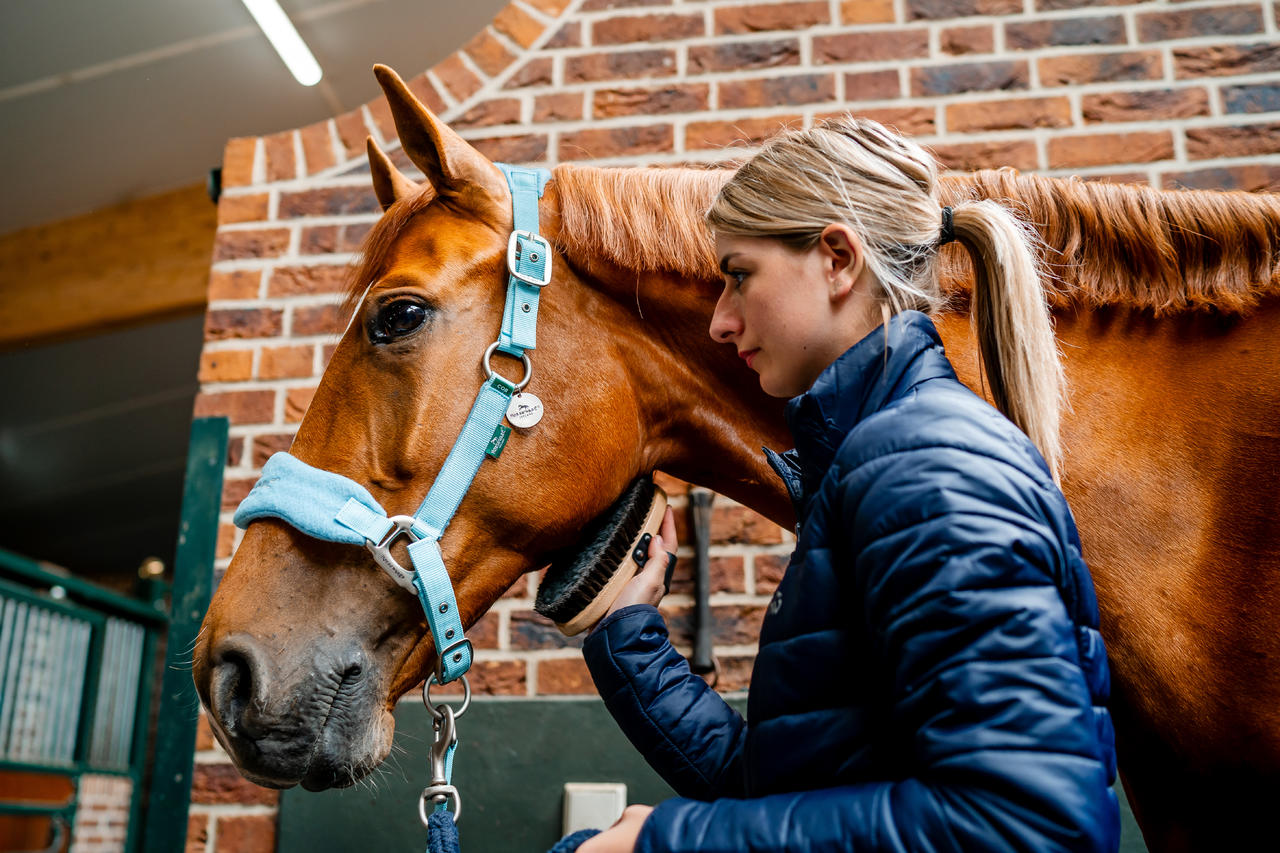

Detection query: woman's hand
(605, 507), (678, 616)
(578, 805), (654, 853)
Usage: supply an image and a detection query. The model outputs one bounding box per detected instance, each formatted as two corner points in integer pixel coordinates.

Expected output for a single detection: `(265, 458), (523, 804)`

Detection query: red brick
(285, 387), (317, 422)
(300, 223), (371, 255)
(1075, 171), (1150, 187)
(1185, 122), (1280, 160)
(222, 137), (256, 188)
(335, 109), (372, 159)
(755, 553), (789, 595)
(946, 96), (1071, 132)
(1048, 131), (1174, 168)
(713, 604), (768, 645)
(292, 304), (345, 336)
(534, 92), (584, 122)
(546, 22), (582, 48)
(259, 345), (314, 379)
(278, 186), (379, 218)
(470, 134), (549, 164)
(1223, 82), (1280, 115)
(1039, 50), (1163, 86)
(1138, 4), (1263, 43)
(941, 24), (994, 56)
(194, 391), (276, 425)
(214, 814), (275, 853)
(667, 555), (746, 595)
(367, 97), (397, 143)
(841, 0), (896, 24)
(268, 265), (347, 297)
(211, 227), (289, 261)
(582, 0), (669, 9)
(1008, 15), (1125, 50)
(250, 432), (294, 467)
(559, 124), (674, 159)
(1161, 164), (1280, 192)
(1037, 0), (1133, 8)
(911, 60), (1028, 96)
(216, 522), (236, 559)
(454, 98), (523, 129)
(845, 69), (902, 100)
(227, 434), (244, 467)
(510, 610), (584, 650)
(503, 58), (554, 89)
(1173, 43), (1280, 79)
(263, 130), (296, 182)
(198, 349), (253, 382)
(716, 654), (757, 692)
(714, 2), (830, 34)
(300, 120), (336, 175)
(467, 611), (500, 650)
(847, 105), (936, 136)
(593, 84), (708, 118)
(216, 193), (268, 225)
(494, 3), (545, 48)
(186, 814), (208, 853)
(405, 74), (447, 115)
(907, 0), (1020, 20)
(469, 660), (527, 695)
(205, 308), (283, 340)
(710, 504), (784, 545)
(686, 114), (804, 150)
(720, 73), (836, 109)
(930, 139), (1039, 171)
(689, 39), (800, 74)
(463, 29), (516, 78)
(434, 54), (483, 102)
(593, 13), (703, 45)
(565, 49), (675, 82)
(814, 30), (929, 64)
(207, 269), (262, 301)
(537, 658), (595, 694)
(526, 0), (573, 12)
(1082, 88), (1210, 124)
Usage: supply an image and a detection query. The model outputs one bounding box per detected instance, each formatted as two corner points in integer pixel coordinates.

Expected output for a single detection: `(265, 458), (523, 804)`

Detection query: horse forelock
(345, 163), (1280, 318)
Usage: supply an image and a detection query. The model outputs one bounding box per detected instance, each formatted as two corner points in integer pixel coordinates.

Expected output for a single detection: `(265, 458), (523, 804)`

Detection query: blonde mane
(551, 164), (1280, 314)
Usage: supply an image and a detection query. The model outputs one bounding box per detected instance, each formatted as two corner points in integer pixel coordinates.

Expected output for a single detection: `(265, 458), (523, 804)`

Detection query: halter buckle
(365, 515), (422, 593)
(506, 230), (552, 287)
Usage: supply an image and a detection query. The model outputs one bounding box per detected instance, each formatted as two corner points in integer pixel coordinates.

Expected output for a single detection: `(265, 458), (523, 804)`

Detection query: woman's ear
(818, 224), (865, 299)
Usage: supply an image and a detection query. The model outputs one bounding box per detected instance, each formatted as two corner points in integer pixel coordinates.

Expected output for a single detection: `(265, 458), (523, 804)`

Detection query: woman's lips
(740, 349), (759, 370)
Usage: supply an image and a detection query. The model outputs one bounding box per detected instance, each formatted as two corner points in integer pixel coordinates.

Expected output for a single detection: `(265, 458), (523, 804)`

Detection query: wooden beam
(0, 184), (217, 350)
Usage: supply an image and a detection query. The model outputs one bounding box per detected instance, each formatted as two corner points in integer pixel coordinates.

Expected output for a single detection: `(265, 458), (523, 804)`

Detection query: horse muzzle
(201, 633), (393, 790)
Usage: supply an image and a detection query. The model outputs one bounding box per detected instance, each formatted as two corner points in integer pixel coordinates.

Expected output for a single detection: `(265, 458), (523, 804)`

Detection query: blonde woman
(579, 119), (1119, 852)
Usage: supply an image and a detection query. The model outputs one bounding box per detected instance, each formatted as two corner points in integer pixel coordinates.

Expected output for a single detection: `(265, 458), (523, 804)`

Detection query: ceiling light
(241, 0), (323, 86)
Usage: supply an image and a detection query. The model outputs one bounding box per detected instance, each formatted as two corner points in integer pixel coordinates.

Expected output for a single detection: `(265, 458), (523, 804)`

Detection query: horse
(193, 66), (1280, 852)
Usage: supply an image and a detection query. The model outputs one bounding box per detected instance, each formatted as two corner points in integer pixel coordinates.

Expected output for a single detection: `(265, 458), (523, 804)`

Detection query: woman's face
(709, 231), (873, 398)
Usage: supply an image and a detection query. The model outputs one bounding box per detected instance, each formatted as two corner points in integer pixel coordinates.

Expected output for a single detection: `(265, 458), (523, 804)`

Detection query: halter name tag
(506, 393), (544, 429)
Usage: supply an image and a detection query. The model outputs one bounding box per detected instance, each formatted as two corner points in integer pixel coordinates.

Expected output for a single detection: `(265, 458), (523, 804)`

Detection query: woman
(578, 118), (1119, 853)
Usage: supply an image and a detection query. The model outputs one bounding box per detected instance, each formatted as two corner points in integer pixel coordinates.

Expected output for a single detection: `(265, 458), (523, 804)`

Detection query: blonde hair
(705, 117), (1065, 480)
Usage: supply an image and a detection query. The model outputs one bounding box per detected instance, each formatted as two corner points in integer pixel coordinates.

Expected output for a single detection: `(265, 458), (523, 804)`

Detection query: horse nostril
(210, 638), (269, 740)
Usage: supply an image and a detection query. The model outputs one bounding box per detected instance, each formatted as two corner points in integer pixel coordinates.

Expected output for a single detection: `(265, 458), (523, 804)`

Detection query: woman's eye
(371, 301), (429, 343)
(728, 271), (748, 288)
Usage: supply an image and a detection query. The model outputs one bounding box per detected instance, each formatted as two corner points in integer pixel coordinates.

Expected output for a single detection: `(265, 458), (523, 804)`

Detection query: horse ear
(371, 65), (508, 216)
(366, 136), (419, 212)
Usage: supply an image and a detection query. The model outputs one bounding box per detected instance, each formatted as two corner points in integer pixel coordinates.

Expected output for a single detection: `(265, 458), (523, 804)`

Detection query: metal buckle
(364, 515), (421, 593)
(432, 637), (475, 684)
(506, 230), (552, 287)
(483, 342), (532, 392)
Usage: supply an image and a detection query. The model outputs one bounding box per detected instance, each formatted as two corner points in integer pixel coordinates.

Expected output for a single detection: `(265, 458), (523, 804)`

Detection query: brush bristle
(535, 476), (657, 624)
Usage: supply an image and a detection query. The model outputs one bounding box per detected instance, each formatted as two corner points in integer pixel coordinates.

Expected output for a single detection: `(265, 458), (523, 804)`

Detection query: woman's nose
(708, 288), (740, 343)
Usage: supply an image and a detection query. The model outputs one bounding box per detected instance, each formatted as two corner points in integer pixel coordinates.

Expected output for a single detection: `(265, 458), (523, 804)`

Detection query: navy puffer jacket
(583, 311), (1119, 852)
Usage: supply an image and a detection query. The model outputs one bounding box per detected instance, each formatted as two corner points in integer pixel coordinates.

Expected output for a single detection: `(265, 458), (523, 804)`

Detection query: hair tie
(939, 206), (955, 246)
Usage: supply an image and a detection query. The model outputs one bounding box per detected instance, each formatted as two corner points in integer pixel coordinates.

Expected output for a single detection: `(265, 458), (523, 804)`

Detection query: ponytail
(952, 201), (1065, 480)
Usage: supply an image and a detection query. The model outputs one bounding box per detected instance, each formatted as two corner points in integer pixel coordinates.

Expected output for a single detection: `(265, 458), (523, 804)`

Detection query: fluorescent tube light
(241, 0), (323, 86)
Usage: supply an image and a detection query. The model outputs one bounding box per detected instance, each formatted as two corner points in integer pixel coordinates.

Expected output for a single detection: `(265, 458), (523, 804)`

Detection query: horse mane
(347, 164), (1280, 316)
(552, 164), (1280, 315)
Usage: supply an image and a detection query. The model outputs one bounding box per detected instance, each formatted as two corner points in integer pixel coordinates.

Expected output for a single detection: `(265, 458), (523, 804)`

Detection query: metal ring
(482, 342), (532, 392)
(419, 785), (461, 826)
(423, 673), (472, 720)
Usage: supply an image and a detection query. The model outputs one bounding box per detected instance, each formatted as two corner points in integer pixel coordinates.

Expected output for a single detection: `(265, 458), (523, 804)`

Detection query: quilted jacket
(582, 311), (1119, 852)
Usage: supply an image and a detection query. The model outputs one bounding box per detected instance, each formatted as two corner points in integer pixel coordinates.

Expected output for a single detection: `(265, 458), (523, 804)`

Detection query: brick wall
(71, 774), (130, 853)
(192, 0), (1280, 847)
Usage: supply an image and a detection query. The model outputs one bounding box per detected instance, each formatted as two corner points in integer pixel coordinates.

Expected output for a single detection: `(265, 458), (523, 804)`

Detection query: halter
(231, 164), (552, 832)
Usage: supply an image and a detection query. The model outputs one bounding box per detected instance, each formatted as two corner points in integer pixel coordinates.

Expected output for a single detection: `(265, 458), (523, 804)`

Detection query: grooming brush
(535, 475), (670, 636)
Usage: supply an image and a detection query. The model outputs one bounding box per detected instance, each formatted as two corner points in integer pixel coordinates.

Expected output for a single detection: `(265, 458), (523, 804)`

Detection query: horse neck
(540, 182), (794, 527)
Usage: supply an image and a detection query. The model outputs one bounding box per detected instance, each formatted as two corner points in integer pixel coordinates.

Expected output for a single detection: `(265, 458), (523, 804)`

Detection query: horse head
(192, 65), (787, 791)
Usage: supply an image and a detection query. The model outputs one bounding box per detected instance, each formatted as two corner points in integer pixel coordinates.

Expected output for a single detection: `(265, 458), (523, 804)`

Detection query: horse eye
(371, 301), (429, 343)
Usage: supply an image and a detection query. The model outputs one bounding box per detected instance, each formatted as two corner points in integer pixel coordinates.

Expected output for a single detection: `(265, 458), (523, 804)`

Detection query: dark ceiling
(0, 0), (508, 581)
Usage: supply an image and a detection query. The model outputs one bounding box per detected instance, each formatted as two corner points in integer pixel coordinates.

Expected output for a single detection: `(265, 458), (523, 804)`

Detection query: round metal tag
(506, 393), (544, 429)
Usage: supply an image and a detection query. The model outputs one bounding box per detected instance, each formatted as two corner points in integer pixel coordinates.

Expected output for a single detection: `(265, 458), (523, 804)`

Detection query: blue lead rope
(425, 811), (600, 853)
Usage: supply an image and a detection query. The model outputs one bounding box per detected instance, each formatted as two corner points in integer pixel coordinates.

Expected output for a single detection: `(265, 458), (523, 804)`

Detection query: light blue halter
(232, 164), (551, 832)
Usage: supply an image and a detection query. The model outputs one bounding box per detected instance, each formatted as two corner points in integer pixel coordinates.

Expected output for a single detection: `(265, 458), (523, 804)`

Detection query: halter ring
(483, 342), (532, 391)
(424, 672), (472, 720)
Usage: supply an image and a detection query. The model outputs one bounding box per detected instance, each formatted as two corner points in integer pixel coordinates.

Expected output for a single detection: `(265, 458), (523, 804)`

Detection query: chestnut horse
(194, 67), (1280, 852)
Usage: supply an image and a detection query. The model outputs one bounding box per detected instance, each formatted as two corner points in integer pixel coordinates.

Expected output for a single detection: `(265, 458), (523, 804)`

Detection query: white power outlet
(562, 782), (627, 835)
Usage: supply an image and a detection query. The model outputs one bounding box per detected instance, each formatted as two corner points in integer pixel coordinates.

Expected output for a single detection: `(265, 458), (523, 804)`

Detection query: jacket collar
(766, 311), (957, 510)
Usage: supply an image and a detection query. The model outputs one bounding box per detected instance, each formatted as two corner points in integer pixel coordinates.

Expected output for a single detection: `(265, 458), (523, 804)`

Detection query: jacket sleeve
(583, 604), (748, 800)
(635, 446), (1119, 853)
